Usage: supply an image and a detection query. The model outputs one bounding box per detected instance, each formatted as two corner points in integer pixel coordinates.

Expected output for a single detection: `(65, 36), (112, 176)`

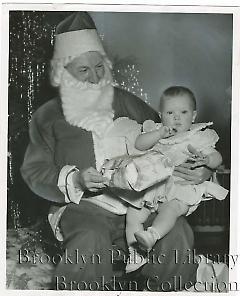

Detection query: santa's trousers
(53, 200), (198, 291)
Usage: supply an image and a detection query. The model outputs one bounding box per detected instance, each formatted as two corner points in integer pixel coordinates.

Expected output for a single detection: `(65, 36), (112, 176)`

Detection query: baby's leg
(125, 206), (151, 273)
(151, 199), (189, 239)
(135, 200), (189, 251)
(126, 206), (151, 247)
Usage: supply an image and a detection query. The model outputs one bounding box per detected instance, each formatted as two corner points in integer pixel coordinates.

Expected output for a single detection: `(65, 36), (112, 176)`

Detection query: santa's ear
(192, 110), (197, 123)
(158, 112), (162, 119)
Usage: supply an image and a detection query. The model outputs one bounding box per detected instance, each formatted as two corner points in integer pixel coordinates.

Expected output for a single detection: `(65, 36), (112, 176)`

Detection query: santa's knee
(65, 226), (111, 255)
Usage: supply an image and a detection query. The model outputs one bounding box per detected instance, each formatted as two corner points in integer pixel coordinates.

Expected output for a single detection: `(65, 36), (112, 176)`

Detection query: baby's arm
(204, 150), (222, 169)
(135, 126), (175, 151)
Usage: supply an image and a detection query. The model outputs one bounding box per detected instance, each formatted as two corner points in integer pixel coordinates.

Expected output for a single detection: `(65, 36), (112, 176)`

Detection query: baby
(101, 86), (228, 273)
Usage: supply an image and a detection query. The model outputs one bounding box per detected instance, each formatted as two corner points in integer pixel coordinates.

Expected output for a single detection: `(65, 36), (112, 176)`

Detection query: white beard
(60, 68), (114, 137)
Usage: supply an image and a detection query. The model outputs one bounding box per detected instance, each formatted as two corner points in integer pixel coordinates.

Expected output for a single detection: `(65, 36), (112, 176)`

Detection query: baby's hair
(159, 86), (197, 111)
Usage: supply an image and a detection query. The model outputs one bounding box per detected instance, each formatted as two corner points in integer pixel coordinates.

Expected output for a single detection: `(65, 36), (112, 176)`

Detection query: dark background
(8, 10), (232, 242)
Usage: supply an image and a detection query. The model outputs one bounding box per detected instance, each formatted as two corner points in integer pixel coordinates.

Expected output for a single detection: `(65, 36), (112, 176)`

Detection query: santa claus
(21, 12), (218, 291)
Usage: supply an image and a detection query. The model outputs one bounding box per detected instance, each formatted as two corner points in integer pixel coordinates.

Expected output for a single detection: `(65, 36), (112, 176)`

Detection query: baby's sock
(147, 226), (161, 240)
(134, 226), (161, 251)
(126, 246), (147, 273)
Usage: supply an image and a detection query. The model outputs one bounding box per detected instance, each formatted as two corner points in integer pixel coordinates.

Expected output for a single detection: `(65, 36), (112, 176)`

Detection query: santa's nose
(88, 69), (100, 84)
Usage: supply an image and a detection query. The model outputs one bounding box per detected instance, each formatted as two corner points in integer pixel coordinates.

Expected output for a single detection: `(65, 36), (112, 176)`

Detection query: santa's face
(64, 51), (105, 84)
(59, 51), (114, 136)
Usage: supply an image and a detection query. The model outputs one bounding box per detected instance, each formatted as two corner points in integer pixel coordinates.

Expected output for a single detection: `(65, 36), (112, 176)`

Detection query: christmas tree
(112, 55), (150, 105)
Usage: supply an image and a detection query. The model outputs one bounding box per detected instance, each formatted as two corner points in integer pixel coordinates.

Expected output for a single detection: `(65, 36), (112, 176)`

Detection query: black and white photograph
(1, 1), (240, 294)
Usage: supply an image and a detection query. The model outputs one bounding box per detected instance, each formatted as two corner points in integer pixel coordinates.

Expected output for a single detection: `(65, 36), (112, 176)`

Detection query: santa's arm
(21, 113), (81, 204)
(58, 165), (84, 204)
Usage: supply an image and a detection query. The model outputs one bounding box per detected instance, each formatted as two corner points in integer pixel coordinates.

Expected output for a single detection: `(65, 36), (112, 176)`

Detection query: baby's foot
(125, 247), (147, 273)
(134, 227), (160, 251)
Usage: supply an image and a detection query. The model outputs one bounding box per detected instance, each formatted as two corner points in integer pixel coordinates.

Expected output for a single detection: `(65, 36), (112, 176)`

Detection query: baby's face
(160, 95), (197, 133)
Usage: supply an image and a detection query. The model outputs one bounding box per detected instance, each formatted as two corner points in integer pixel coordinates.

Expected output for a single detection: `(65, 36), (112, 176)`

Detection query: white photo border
(1, 1), (240, 296)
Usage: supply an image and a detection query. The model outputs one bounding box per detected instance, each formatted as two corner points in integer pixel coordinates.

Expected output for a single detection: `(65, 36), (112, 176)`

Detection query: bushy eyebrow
(95, 61), (104, 66)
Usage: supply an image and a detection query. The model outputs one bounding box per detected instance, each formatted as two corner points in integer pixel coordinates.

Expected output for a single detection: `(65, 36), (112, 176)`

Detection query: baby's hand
(158, 126), (176, 138)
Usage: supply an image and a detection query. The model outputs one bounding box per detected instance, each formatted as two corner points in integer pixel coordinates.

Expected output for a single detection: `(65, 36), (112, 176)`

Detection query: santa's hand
(189, 155), (210, 168)
(72, 167), (109, 192)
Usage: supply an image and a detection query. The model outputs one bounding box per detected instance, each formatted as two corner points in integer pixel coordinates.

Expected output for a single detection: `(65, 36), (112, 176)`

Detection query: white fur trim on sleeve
(58, 165), (84, 204)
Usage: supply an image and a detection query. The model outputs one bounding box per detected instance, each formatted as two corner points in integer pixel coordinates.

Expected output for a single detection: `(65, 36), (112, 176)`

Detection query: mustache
(61, 66), (113, 90)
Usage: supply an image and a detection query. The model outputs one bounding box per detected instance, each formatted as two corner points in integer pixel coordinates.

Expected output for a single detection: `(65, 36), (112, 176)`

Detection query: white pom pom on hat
(53, 12), (106, 59)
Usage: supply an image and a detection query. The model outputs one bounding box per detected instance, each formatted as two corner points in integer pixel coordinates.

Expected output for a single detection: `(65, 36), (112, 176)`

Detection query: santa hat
(53, 12), (106, 60)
